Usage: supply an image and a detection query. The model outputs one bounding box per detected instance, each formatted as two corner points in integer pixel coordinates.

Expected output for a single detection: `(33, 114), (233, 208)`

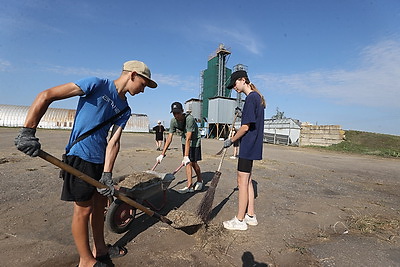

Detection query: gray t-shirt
(169, 113), (201, 147)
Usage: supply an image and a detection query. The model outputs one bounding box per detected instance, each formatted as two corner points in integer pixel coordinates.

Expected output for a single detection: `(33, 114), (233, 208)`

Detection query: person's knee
(237, 173), (250, 187)
(237, 180), (249, 189)
(192, 162), (200, 169)
(74, 203), (93, 219)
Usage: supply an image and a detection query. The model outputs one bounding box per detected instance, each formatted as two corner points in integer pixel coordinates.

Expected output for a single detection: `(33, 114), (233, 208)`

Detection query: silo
(201, 44), (232, 123)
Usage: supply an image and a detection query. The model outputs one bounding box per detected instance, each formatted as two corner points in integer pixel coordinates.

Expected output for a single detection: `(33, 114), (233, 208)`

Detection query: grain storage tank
(184, 98), (202, 121)
(206, 97), (236, 138)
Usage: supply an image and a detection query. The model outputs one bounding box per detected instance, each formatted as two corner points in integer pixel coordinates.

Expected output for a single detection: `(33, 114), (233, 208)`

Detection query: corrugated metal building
(124, 114), (149, 133)
(264, 118), (301, 146)
(0, 104), (149, 132)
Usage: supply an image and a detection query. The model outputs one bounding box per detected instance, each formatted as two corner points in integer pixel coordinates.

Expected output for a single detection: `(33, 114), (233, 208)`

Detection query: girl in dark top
(223, 70), (266, 230)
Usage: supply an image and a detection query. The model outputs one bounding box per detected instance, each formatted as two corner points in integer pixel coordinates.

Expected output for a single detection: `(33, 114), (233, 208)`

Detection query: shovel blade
(145, 170), (164, 176)
(162, 173), (175, 182)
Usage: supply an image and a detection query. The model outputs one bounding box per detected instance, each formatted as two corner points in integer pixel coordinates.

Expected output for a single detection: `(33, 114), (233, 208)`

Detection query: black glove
(97, 172), (115, 197)
(14, 127), (41, 157)
(224, 139), (233, 148)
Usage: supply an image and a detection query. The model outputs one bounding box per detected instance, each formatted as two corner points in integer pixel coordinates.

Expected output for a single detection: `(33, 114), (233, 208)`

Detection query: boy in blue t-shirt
(15, 60), (157, 266)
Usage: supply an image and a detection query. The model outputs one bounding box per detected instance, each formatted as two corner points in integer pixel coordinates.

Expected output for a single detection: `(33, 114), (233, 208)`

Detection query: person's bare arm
(161, 133), (174, 156)
(231, 123), (250, 142)
(24, 83), (84, 128)
(184, 131), (193, 156)
(103, 125), (123, 172)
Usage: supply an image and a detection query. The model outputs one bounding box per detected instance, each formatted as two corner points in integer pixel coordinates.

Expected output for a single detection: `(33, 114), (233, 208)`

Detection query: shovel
(37, 150), (173, 225)
(146, 162), (185, 181)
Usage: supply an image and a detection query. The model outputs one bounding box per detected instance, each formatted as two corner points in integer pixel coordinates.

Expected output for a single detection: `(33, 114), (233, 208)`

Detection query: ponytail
(245, 78), (266, 108)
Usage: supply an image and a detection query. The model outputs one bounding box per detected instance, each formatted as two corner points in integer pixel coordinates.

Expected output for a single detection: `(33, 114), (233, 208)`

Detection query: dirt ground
(1, 127), (400, 267)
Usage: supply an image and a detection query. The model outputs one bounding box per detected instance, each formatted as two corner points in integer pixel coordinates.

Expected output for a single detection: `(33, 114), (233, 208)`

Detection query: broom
(197, 147), (227, 223)
(197, 113), (238, 223)
(215, 112), (239, 156)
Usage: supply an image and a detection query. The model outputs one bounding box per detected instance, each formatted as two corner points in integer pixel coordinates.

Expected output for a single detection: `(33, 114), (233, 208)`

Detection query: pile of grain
(118, 172), (161, 189)
(167, 209), (203, 228)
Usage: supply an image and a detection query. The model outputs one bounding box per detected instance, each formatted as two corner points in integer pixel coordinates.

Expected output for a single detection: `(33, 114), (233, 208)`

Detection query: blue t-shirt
(238, 91), (265, 160)
(66, 77), (131, 164)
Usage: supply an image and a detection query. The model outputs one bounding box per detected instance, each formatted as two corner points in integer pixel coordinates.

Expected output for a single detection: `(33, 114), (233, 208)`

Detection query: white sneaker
(223, 216), (248, 230)
(244, 214), (258, 226)
(177, 186), (194, 194)
(194, 182), (203, 191)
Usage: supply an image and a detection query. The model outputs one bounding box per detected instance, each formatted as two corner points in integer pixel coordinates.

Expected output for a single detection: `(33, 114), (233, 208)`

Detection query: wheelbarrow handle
(37, 150), (172, 225)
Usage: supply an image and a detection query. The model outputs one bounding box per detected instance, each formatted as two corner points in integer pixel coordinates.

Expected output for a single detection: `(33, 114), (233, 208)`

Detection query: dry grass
(194, 223), (249, 262)
(346, 214), (400, 235)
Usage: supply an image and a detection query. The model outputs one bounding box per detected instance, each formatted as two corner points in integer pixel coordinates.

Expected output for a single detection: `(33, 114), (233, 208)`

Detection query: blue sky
(1, 0), (399, 135)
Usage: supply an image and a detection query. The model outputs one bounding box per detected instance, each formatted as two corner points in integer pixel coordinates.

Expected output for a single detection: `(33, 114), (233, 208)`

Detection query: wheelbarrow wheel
(106, 199), (137, 234)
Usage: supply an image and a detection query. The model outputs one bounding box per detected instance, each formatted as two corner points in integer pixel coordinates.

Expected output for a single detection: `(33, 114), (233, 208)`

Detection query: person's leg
(158, 140), (163, 149)
(190, 146), (203, 185)
(192, 162), (202, 183)
(73, 199), (97, 267)
(247, 175), (255, 216)
(181, 144), (193, 188)
(90, 192), (108, 258)
(185, 163), (193, 187)
(236, 170), (251, 220)
(223, 170), (249, 230)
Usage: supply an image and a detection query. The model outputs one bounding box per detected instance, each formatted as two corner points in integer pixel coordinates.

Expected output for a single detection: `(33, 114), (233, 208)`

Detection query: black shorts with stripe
(182, 144), (202, 162)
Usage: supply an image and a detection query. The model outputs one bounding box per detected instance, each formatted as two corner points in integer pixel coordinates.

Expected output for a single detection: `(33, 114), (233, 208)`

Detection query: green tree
(272, 107), (286, 119)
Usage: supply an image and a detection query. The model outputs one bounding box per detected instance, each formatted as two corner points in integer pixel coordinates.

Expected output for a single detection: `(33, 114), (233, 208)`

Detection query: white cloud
(45, 65), (118, 78)
(0, 59), (11, 71)
(200, 23), (264, 55)
(44, 66), (198, 92)
(153, 73), (198, 92)
(255, 38), (400, 108)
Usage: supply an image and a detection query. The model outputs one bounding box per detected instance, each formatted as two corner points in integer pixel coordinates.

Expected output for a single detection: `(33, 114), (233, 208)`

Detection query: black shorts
(233, 140), (239, 147)
(182, 145), (202, 162)
(155, 133), (164, 141)
(61, 155), (104, 202)
(237, 158), (253, 173)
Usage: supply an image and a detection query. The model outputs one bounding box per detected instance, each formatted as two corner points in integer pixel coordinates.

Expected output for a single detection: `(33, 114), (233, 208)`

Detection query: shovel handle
(38, 150), (172, 225)
(151, 161), (159, 171)
(172, 163), (185, 175)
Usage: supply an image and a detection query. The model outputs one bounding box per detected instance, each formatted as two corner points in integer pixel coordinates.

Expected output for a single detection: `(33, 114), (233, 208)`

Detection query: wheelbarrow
(106, 163), (184, 234)
(37, 150), (187, 233)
